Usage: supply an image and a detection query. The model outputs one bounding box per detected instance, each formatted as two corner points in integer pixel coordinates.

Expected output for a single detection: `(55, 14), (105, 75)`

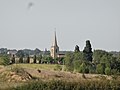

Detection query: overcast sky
(0, 0), (120, 51)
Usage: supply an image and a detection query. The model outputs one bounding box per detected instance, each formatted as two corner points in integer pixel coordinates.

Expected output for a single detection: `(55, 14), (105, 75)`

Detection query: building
(50, 31), (59, 59)
(50, 31), (67, 59)
(57, 51), (66, 58)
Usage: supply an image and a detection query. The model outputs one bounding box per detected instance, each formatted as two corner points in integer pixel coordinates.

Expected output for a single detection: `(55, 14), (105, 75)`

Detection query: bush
(96, 64), (104, 74)
(105, 67), (111, 75)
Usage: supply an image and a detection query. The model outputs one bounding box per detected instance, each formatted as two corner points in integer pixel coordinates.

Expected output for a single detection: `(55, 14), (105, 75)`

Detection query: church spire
(53, 30), (58, 46)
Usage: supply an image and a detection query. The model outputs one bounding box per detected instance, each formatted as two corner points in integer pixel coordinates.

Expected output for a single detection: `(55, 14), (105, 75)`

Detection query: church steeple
(50, 30), (59, 59)
(53, 31), (58, 46)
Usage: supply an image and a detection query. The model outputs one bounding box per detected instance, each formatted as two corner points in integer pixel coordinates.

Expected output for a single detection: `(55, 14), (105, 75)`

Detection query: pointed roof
(52, 31), (58, 46)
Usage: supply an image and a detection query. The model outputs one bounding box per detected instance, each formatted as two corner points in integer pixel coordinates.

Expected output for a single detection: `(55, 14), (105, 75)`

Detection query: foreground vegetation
(0, 64), (120, 90)
(10, 79), (120, 90)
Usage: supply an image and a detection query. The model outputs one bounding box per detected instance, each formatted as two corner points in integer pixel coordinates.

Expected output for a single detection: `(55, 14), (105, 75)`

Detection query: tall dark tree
(11, 54), (15, 64)
(83, 40), (93, 62)
(16, 50), (24, 63)
(74, 45), (80, 52)
(38, 55), (42, 64)
(26, 55), (30, 63)
(19, 56), (23, 63)
(33, 55), (37, 63)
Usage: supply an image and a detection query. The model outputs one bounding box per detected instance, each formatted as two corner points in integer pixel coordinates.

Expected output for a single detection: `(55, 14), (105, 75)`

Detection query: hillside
(0, 64), (120, 90)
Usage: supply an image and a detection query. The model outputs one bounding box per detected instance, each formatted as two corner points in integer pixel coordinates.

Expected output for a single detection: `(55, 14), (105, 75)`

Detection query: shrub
(105, 67), (111, 75)
(96, 64), (104, 74)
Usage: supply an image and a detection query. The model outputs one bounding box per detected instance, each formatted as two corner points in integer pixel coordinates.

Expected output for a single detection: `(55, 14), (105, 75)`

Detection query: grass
(10, 79), (120, 90)
(6, 64), (63, 71)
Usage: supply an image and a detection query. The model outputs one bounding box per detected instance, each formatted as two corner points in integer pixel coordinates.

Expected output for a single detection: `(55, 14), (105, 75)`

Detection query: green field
(7, 64), (61, 70)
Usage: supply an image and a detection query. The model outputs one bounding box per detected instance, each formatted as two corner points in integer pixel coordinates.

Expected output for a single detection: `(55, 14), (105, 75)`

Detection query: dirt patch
(8, 71), (32, 82)
(0, 69), (32, 82)
(24, 68), (120, 81)
(24, 68), (84, 81)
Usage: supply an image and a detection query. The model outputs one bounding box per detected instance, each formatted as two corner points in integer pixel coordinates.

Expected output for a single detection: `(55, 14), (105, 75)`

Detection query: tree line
(64, 40), (120, 75)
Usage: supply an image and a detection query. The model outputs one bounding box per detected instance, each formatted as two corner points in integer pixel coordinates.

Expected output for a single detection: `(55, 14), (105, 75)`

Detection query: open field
(7, 64), (59, 71)
(0, 64), (120, 90)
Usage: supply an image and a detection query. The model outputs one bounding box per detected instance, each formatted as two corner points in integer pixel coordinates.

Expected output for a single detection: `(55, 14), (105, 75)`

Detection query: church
(50, 31), (65, 59)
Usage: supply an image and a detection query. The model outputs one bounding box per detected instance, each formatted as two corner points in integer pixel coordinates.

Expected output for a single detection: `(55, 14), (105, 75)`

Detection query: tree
(74, 45), (80, 52)
(93, 50), (113, 64)
(64, 52), (74, 71)
(0, 48), (7, 54)
(26, 55), (30, 63)
(16, 50), (24, 63)
(74, 60), (81, 72)
(73, 51), (83, 61)
(96, 64), (104, 74)
(73, 52), (84, 72)
(16, 50), (24, 58)
(83, 40), (93, 62)
(34, 48), (41, 55)
(105, 67), (111, 75)
(11, 54), (15, 64)
(19, 56), (23, 63)
(37, 55), (42, 64)
(33, 55), (37, 63)
(89, 64), (96, 74)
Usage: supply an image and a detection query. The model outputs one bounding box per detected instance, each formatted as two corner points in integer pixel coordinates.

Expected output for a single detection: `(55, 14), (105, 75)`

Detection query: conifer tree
(19, 56), (23, 63)
(11, 54), (15, 63)
(33, 55), (37, 63)
(26, 55), (30, 63)
(83, 40), (93, 62)
(74, 45), (80, 52)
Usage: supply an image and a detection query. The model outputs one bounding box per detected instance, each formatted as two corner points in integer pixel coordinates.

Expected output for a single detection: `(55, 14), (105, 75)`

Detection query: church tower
(50, 31), (59, 59)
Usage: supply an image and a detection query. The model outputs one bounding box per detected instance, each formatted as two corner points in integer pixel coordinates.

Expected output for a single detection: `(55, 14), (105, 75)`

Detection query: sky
(0, 0), (120, 51)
